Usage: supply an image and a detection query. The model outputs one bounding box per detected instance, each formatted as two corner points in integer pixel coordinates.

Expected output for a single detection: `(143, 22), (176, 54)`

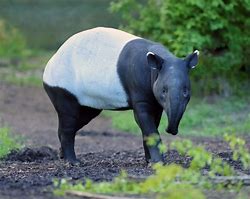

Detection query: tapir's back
(43, 27), (139, 109)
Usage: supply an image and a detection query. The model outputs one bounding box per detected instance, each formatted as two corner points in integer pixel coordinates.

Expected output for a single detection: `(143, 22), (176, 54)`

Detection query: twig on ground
(210, 176), (250, 185)
(66, 191), (147, 199)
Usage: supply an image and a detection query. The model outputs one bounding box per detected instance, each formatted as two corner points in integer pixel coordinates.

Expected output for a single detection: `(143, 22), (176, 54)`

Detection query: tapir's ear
(185, 50), (199, 69)
(147, 52), (164, 70)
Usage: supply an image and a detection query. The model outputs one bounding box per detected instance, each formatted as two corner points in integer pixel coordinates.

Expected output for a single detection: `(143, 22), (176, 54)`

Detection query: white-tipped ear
(147, 52), (155, 56)
(146, 52), (164, 70)
(194, 50), (200, 56)
(185, 50), (199, 69)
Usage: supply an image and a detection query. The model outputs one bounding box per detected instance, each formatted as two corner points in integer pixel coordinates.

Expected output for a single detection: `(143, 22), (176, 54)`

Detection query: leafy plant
(53, 135), (250, 198)
(224, 134), (250, 170)
(110, 0), (250, 96)
(54, 164), (205, 198)
(0, 127), (20, 158)
(170, 139), (234, 177)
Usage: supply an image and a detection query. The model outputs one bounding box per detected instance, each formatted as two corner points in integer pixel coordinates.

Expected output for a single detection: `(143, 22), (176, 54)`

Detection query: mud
(0, 82), (250, 199)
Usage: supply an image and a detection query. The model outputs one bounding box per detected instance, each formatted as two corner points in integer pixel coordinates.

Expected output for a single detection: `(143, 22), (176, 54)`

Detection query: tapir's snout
(165, 109), (181, 135)
(164, 93), (185, 136)
(165, 103), (184, 136)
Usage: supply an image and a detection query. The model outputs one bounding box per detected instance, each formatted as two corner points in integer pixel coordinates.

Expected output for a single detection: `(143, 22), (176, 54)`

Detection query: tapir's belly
(43, 27), (138, 109)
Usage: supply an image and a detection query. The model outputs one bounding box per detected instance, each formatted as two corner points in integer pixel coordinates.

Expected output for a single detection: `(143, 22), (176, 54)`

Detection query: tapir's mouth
(166, 126), (178, 135)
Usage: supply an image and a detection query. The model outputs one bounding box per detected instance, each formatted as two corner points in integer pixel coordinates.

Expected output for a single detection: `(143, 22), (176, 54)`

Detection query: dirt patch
(1, 145), (249, 199)
(0, 146), (149, 199)
(4, 147), (58, 162)
(0, 82), (250, 199)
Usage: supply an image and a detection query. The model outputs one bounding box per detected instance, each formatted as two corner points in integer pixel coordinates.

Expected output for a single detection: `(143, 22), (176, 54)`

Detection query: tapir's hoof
(147, 162), (152, 168)
(59, 148), (64, 159)
(166, 127), (178, 135)
(64, 158), (81, 166)
(146, 161), (161, 168)
(146, 156), (164, 165)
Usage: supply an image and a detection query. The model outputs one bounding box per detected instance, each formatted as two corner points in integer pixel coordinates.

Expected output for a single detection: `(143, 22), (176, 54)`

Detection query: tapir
(43, 27), (199, 164)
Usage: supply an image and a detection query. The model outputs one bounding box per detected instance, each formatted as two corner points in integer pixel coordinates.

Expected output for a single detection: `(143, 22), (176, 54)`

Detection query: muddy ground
(0, 82), (250, 199)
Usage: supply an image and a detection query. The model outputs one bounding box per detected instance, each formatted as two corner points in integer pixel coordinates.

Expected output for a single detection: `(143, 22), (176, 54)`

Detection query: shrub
(110, 0), (250, 96)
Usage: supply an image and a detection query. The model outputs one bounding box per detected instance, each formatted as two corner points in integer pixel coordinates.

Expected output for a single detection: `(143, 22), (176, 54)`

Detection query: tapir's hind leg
(43, 83), (101, 164)
(58, 106), (101, 164)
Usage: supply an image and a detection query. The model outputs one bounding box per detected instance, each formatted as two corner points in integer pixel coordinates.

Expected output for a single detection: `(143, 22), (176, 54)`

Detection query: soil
(0, 82), (249, 199)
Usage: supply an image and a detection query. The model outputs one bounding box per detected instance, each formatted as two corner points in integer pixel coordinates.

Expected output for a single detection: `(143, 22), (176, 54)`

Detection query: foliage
(171, 139), (233, 177)
(53, 136), (250, 198)
(54, 164), (205, 198)
(0, 19), (27, 57)
(0, 127), (20, 158)
(224, 134), (250, 170)
(110, 0), (250, 95)
(103, 96), (250, 136)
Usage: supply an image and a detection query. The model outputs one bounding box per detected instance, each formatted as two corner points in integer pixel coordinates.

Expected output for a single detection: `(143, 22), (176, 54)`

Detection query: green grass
(0, 50), (53, 87)
(103, 96), (250, 136)
(180, 97), (250, 136)
(2, 75), (42, 87)
(103, 111), (140, 134)
(0, 127), (20, 158)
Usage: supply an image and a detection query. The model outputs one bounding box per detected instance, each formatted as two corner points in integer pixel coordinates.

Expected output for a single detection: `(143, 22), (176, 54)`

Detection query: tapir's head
(147, 50), (199, 135)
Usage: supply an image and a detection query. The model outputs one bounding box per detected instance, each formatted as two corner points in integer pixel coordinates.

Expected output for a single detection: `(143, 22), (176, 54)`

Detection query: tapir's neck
(117, 39), (164, 105)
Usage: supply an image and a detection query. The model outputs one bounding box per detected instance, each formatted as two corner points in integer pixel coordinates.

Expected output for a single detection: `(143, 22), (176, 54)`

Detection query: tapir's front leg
(133, 102), (164, 163)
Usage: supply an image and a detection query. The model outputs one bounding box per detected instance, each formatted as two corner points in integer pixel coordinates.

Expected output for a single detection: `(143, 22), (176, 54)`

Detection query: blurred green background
(0, 0), (119, 49)
(0, 0), (249, 137)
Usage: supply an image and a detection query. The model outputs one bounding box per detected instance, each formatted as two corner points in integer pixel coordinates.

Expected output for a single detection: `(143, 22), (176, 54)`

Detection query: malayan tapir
(43, 27), (199, 164)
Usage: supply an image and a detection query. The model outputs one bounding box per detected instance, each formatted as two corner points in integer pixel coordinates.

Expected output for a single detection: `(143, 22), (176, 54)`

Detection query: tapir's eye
(162, 87), (168, 94)
(183, 88), (189, 97)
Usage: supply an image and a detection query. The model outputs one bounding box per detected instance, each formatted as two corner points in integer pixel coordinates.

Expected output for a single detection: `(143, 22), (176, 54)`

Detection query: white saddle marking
(43, 27), (139, 109)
